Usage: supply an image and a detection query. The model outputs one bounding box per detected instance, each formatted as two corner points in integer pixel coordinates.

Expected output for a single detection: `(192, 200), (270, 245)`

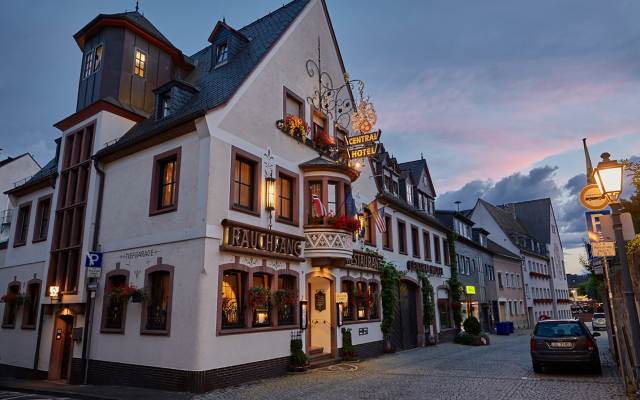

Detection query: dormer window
(135, 49), (147, 78)
(216, 42), (228, 63)
(392, 180), (398, 195)
(480, 234), (487, 247)
(83, 51), (93, 79)
(94, 45), (103, 72)
(161, 93), (171, 118)
(384, 174), (391, 191)
(406, 183), (413, 204)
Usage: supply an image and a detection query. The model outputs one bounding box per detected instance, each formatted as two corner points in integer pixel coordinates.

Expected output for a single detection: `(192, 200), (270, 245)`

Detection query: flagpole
(337, 188), (355, 216)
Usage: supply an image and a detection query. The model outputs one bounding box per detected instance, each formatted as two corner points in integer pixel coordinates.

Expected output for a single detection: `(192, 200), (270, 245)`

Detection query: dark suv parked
(530, 319), (601, 374)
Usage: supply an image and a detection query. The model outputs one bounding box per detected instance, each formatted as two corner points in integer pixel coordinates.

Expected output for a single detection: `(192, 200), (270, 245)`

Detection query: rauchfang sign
(220, 219), (305, 262)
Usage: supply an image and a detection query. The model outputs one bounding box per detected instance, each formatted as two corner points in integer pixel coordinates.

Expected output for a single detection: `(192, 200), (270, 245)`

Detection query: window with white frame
(498, 272), (503, 289)
(406, 183), (413, 204)
(216, 42), (228, 63)
(516, 274), (521, 288)
(520, 301), (524, 314)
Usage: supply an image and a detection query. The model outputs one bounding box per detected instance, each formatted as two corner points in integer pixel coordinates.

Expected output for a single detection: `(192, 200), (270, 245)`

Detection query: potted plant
(307, 214), (324, 225)
(366, 289), (380, 309)
(274, 286), (298, 310)
(341, 328), (358, 362)
(327, 214), (361, 234)
(0, 292), (30, 312)
(313, 130), (335, 153)
(104, 283), (151, 305)
(246, 285), (271, 309)
(282, 114), (310, 139)
(437, 299), (448, 307)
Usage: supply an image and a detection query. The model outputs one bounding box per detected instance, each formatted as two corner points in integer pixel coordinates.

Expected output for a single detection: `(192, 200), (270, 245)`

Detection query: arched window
(2, 282), (21, 328)
(369, 283), (379, 319)
(104, 275), (127, 330)
(341, 280), (354, 322)
(277, 274), (297, 325)
(141, 259), (174, 335)
(21, 279), (42, 329)
(252, 273), (272, 327)
(222, 270), (245, 329)
(356, 281), (367, 320)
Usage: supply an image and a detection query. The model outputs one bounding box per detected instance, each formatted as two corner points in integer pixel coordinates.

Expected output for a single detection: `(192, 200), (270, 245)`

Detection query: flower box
(104, 284), (151, 305)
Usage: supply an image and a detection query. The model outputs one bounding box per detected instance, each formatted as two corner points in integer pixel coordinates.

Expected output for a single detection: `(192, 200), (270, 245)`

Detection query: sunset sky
(1, 0), (639, 274)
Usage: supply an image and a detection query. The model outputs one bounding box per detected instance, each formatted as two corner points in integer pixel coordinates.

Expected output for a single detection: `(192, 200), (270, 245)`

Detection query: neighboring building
(361, 151), (453, 343)
(0, 0), (396, 392)
(434, 210), (496, 333)
(487, 240), (528, 328)
(468, 198), (572, 327)
(511, 199), (571, 320)
(0, 153), (41, 244)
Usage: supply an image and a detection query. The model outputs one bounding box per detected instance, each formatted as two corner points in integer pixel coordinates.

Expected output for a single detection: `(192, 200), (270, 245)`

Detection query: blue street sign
(85, 252), (103, 268)
(585, 210), (611, 244)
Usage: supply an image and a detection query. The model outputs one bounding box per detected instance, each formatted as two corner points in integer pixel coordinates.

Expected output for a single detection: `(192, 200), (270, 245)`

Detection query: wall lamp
(265, 172), (276, 229)
(300, 299), (308, 330)
(49, 285), (61, 303)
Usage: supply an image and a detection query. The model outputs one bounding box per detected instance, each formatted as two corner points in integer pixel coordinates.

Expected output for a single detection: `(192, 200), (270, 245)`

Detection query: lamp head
(265, 174), (276, 211)
(593, 152), (624, 203)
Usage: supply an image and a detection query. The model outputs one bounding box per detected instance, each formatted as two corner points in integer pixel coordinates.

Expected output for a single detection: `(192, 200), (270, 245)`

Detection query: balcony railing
(304, 225), (354, 259)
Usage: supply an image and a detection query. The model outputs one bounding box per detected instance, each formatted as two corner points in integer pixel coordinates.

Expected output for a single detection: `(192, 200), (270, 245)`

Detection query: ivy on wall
(447, 231), (463, 330)
(368, 249), (403, 344)
(417, 272), (435, 332)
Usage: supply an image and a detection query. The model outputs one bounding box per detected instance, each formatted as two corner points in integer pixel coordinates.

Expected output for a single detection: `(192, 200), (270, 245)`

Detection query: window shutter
(285, 96), (300, 118)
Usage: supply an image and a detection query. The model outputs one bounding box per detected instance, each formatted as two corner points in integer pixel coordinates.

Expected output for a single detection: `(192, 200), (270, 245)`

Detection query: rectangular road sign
(591, 242), (616, 257)
(86, 268), (102, 278)
(599, 213), (636, 242)
(85, 251), (103, 268)
(585, 210), (610, 244)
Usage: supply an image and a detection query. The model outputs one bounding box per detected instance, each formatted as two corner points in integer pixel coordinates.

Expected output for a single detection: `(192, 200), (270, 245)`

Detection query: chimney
(505, 203), (516, 219)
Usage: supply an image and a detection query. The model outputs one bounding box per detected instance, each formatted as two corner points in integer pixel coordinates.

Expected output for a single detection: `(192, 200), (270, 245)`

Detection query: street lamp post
(594, 152), (640, 393)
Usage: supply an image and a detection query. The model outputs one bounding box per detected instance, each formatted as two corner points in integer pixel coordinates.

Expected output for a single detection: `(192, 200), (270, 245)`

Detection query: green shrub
(341, 328), (357, 359)
(291, 349), (307, 366)
(463, 316), (482, 335)
(453, 331), (478, 345)
(290, 338), (303, 352)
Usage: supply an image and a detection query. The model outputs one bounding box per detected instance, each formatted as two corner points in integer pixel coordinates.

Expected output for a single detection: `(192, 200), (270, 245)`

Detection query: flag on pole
(311, 189), (327, 217)
(345, 190), (357, 218)
(360, 215), (367, 238)
(366, 200), (387, 233)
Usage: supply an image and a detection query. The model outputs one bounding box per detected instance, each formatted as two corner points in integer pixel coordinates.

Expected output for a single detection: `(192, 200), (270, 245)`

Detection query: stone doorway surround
(305, 270), (337, 359)
(47, 308), (77, 382)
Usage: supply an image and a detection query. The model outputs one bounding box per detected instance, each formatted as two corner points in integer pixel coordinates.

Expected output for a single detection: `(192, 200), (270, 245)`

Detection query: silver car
(592, 313), (606, 331)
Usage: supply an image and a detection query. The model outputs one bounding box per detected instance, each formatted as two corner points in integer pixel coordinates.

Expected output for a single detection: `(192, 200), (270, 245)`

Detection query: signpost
(346, 130), (381, 161)
(591, 242), (616, 258)
(579, 184), (609, 211)
(335, 292), (349, 304)
(85, 251), (103, 278)
(585, 210), (611, 244)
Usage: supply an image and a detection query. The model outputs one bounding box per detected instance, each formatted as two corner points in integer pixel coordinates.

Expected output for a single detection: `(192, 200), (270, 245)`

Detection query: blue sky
(1, 0), (639, 273)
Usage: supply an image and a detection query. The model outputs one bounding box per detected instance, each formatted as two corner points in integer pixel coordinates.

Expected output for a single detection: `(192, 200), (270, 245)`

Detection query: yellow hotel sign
(346, 130), (381, 147)
(466, 286), (476, 295)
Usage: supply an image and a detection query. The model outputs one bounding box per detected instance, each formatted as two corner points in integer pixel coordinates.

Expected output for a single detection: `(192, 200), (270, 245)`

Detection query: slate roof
(566, 274), (589, 288)
(96, 0), (310, 158)
(478, 199), (547, 258)
(0, 153), (32, 169)
(434, 210), (475, 228)
(377, 191), (449, 232)
(487, 239), (522, 261)
(512, 198), (552, 247)
(75, 11), (180, 55)
(398, 160), (423, 183)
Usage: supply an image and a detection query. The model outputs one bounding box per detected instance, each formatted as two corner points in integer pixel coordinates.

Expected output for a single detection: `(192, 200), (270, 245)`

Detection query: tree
(621, 159), (640, 234)
(577, 278), (603, 302)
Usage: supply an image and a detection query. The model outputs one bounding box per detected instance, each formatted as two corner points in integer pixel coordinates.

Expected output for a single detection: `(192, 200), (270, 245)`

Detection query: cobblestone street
(197, 328), (627, 400)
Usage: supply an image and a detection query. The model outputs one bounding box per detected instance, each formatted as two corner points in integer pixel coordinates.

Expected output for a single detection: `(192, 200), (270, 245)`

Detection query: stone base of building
(347, 340), (384, 359)
(438, 328), (456, 343)
(0, 363), (47, 380)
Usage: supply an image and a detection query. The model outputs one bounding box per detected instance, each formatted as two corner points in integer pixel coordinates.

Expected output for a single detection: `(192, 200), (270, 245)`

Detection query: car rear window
(535, 322), (584, 337)
(593, 313), (605, 318)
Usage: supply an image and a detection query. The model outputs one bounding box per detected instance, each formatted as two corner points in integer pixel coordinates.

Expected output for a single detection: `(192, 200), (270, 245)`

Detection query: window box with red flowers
(280, 114), (310, 140)
(437, 299), (448, 307)
(104, 284), (151, 306)
(307, 214), (324, 225)
(313, 130), (335, 153)
(327, 214), (361, 234)
(0, 292), (30, 312)
(247, 285), (272, 326)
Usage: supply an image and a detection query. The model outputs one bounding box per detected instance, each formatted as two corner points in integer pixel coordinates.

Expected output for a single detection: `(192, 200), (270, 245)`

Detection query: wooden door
(60, 319), (73, 379)
(400, 282), (418, 350)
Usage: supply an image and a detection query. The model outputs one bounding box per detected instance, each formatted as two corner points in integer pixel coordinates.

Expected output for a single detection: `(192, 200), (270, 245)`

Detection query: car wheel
(533, 363), (543, 373)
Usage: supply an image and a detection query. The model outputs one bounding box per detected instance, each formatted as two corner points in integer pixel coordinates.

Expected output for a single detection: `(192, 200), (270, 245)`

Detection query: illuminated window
(134, 49), (147, 78)
(158, 159), (177, 209)
(278, 175), (293, 221)
(94, 45), (103, 72)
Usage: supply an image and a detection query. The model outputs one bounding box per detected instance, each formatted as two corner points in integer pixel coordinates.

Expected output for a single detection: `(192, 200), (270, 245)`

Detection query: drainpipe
(82, 161), (106, 385)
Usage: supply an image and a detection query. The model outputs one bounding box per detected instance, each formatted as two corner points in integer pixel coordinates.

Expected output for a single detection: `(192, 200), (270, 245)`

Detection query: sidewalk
(0, 377), (193, 400)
